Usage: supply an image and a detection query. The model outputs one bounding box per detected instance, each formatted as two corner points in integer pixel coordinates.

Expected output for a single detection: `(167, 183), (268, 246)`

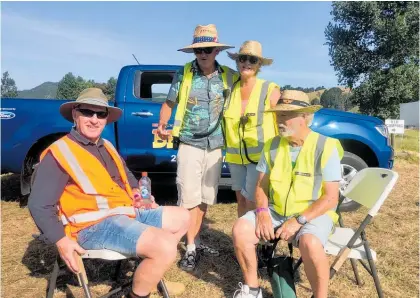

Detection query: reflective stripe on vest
(172, 62), (237, 137)
(55, 139), (109, 210)
(225, 81), (270, 157)
(54, 139), (135, 225)
(265, 132), (342, 222)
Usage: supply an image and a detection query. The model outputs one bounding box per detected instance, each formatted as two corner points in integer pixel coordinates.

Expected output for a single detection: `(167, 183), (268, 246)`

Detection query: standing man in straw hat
(224, 40), (280, 218)
(157, 24), (238, 271)
(232, 90), (343, 298)
(28, 88), (189, 298)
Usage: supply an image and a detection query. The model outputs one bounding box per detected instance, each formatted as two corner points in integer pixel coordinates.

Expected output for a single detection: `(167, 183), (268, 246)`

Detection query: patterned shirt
(167, 59), (228, 150)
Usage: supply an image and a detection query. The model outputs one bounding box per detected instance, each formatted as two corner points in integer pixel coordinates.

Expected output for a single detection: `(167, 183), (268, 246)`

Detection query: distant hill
(18, 82), (58, 99)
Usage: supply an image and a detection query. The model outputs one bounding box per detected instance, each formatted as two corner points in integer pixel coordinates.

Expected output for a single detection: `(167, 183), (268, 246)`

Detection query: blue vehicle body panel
(1, 64), (394, 181)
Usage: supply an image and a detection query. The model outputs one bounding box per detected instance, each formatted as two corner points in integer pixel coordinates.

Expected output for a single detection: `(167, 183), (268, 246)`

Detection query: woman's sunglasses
(238, 55), (259, 65)
(76, 108), (109, 119)
(193, 47), (215, 55)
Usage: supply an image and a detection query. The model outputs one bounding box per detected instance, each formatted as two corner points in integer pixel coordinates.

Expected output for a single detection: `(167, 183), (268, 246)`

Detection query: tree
(325, 2), (419, 118)
(1, 71), (18, 98)
(104, 77), (117, 100)
(311, 98), (321, 105)
(56, 73), (93, 99)
(320, 87), (343, 109)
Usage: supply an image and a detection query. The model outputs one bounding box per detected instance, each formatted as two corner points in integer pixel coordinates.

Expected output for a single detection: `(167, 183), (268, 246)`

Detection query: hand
(56, 236), (86, 273)
(255, 210), (274, 241)
(134, 195), (159, 209)
(157, 123), (170, 140)
(275, 217), (302, 242)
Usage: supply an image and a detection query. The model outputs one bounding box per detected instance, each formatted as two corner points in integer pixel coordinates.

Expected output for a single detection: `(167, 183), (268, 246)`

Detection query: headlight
(375, 124), (391, 146)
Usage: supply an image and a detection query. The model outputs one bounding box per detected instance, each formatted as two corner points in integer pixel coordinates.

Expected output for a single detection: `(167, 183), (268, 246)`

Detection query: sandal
(196, 243), (220, 257)
(179, 250), (199, 272)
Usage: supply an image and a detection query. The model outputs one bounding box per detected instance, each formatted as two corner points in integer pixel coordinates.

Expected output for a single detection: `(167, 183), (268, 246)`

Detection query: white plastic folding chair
(45, 246), (170, 298)
(325, 167), (399, 298)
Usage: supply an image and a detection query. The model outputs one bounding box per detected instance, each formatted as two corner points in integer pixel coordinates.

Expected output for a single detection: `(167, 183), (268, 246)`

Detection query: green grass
(393, 129), (419, 153)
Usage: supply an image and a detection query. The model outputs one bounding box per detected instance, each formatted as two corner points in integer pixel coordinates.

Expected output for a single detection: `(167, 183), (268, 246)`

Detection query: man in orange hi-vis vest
(28, 88), (190, 298)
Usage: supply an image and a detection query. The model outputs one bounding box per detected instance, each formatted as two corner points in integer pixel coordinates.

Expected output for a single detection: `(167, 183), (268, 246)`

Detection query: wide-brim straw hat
(178, 24), (234, 53)
(266, 90), (322, 113)
(227, 40), (273, 66)
(59, 88), (122, 123)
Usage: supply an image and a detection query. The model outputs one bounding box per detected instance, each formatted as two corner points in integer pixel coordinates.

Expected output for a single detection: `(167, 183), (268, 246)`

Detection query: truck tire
(338, 151), (368, 213)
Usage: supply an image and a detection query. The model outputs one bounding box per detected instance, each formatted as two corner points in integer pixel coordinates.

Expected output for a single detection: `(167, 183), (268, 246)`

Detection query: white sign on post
(385, 119), (405, 134)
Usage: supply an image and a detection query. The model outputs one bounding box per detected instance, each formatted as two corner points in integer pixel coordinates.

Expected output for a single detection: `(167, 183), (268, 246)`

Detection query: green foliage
(311, 98), (320, 105)
(18, 82), (58, 99)
(281, 85), (325, 93)
(320, 87), (353, 111)
(325, 1), (419, 118)
(1, 72), (18, 98)
(56, 73), (94, 100)
(56, 73), (117, 100)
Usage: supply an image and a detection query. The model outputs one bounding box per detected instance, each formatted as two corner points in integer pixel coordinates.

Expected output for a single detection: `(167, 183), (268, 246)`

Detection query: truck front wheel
(337, 151), (368, 213)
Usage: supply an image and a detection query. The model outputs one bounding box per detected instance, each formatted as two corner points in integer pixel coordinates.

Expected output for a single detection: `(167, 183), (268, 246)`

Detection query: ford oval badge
(0, 111), (16, 119)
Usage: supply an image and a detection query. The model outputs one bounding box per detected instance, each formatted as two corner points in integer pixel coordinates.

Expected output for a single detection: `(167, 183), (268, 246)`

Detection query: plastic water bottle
(135, 172), (154, 207)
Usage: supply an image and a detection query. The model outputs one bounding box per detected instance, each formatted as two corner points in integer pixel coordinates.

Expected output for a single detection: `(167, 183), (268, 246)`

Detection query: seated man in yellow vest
(157, 24), (238, 271)
(232, 90), (343, 298)
(28, 88), (190, 298)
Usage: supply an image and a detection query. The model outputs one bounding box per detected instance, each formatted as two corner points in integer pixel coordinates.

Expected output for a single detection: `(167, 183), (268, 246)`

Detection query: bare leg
(161, 206), (190, 241)
(186, 203), (207, 245)
(299, 234), (329, 298)
(132, 227), (178, 296)
(232, 218), (260, 287)
(236, 191), (248, 218)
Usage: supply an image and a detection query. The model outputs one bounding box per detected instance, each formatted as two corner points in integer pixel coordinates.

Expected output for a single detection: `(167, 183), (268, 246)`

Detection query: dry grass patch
(1, 160), (418, 297)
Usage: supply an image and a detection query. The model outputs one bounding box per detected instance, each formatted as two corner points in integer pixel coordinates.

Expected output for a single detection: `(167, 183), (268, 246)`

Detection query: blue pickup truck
(1, 64), (394, 211)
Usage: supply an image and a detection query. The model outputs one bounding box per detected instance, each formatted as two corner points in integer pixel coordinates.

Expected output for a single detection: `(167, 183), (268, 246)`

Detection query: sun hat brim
(59, 99), (123, 123)
(265, 104), (323, 113)
(227, 52), (273, 66)
(178, 42), (234, 53)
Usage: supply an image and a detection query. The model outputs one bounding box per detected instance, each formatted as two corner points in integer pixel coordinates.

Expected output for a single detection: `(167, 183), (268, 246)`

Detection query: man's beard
(278, 124), (295, 137)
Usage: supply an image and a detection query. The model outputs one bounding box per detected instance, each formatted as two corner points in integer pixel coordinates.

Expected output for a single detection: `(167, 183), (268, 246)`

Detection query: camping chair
(258, 167), (398, 298)
(32, 230), (170, 298)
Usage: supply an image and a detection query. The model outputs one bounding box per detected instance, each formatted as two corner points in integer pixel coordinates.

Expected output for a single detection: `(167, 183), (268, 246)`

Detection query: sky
(1, 1), (340, 92)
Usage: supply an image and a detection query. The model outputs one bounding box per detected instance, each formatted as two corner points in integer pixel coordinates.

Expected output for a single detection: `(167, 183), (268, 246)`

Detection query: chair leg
(158, 279), (171, 298)
(114, 260), (123, 282)
(361, 233), (384, 298)
(350, 258), (362, 285)
(47, 257), (60, 298)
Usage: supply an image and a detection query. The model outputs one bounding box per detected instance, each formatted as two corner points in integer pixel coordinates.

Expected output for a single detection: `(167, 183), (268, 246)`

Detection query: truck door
(118, 67), (180, 176)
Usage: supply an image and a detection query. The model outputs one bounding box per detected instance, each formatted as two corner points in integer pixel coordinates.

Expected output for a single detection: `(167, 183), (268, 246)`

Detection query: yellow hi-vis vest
(172, 61), (238, 137)
(40, 136), (135, 240)
(264, 131), (344, 223)
(224, 79), (279, 164)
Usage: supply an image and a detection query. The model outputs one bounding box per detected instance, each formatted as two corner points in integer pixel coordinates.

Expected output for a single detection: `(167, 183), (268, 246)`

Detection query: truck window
(134, 71), (175, 103)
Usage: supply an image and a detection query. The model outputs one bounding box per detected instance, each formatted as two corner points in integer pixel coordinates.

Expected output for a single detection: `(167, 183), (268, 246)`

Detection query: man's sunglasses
(193, 47), (215, 55)
(76, 108), (109, 119)
(238, 55), (259, 65)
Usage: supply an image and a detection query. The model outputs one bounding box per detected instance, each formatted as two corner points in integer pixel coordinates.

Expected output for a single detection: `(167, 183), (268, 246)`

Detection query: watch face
(298, 216), (307, 225)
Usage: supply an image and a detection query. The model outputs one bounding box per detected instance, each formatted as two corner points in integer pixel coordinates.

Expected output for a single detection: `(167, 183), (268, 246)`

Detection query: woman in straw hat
(224, 40), (281, 217)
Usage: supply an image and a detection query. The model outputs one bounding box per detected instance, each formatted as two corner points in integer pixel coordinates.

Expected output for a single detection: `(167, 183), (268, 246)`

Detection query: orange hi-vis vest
(40, 135), (136, 240)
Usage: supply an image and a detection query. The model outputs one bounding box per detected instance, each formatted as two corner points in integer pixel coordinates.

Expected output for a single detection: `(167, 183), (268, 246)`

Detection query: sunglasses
(193, 47), (215, 55)
(238, 55), (259, 65)
(76, 108), (109, 119)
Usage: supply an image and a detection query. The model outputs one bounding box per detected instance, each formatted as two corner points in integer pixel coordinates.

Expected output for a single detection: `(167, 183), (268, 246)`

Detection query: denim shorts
(228, 163), (259, 201)
(77, 207), (164, 257)
(241, 206), (334, 247)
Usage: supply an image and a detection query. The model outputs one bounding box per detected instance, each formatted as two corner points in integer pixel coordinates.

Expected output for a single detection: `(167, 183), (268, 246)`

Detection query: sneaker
(196, 243), (220, 257)
(179, 250), (200, 272)
(233, 283), (263, 298)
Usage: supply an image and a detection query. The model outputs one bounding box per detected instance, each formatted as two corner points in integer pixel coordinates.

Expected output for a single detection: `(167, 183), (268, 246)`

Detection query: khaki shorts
(176, 143), (223, 209)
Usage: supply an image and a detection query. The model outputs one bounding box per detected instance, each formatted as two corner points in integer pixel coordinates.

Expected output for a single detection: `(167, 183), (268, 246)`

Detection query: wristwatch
(296, 215), (308, 225)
